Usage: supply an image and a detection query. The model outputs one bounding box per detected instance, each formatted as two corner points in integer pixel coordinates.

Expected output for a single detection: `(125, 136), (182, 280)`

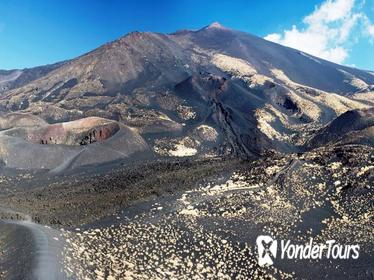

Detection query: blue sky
(0, 0), (373, 70)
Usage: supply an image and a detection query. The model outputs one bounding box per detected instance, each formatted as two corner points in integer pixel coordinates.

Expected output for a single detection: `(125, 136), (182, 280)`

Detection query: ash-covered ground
(0, 144), (372, 279)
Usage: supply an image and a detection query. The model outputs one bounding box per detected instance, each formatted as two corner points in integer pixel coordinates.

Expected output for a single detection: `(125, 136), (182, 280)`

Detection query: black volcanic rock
(307, 108), (374, 148)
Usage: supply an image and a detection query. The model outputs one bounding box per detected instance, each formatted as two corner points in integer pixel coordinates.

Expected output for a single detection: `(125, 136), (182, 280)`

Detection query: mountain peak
(206, 22), (226, 30)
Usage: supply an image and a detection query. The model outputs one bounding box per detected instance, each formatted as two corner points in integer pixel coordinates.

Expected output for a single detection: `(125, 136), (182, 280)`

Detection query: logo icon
(256, 235), (277, 266)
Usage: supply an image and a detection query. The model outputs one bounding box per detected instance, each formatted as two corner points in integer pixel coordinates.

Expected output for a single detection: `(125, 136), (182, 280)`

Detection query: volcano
(0, 22), (373, 170)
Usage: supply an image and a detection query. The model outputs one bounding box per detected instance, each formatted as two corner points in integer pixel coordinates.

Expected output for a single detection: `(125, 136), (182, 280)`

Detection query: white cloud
(304, 0), (355, 24)
(264, 33), (281, 42)
(363, 16), (374, 38)
(368, 24), (374, 36)
(264, 0), (371, 64)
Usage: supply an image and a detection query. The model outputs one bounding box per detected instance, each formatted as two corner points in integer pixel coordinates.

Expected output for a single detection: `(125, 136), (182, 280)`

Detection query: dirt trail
(0, 206), (68, 280)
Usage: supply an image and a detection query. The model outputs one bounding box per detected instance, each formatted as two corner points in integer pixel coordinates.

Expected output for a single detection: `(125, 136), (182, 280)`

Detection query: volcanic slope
(0, 22), (373, 169)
